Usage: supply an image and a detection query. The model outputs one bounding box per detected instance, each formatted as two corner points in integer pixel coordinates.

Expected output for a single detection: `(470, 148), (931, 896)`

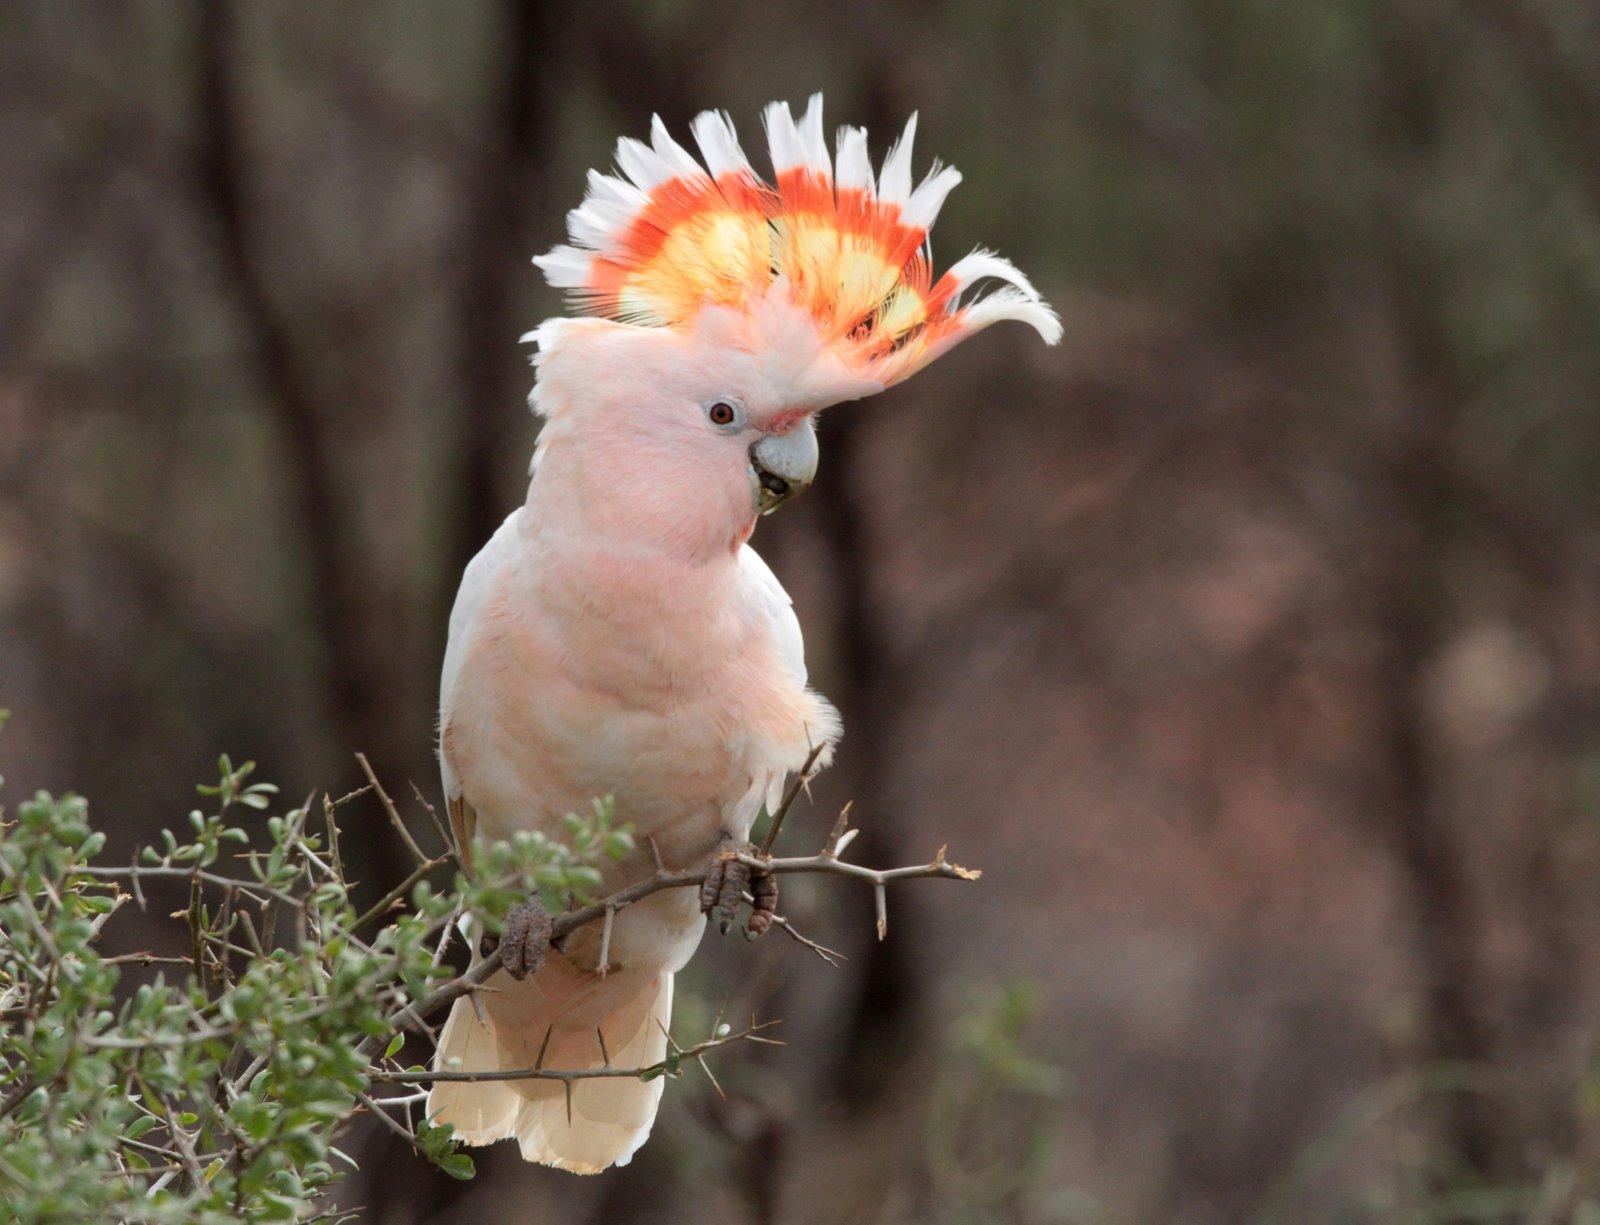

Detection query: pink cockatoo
(428, 95), (1059, 1172)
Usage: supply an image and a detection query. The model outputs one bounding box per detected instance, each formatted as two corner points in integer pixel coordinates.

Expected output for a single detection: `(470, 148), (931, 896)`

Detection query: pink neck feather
(524, 414), (757, 568)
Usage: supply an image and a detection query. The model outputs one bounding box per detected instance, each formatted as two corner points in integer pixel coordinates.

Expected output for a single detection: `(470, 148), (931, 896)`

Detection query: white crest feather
(877, 112), (918, 205)
(761, 100), (805, 175)
(902, 164), (963, 231)
(648, 114), (707, 182)
(834, 125), (874, 195)
(958, 289), (1063, 344)
(568, 171), (646, 252)
(796, 92), (831, 178)
(942, 249), (1044, 304)
(531, 244), (592, 288)
(613, 136), (675, 192)
(691, 110), (755, 180)
(939, 249), (1061, 343)
(532, 95), (1062, 379)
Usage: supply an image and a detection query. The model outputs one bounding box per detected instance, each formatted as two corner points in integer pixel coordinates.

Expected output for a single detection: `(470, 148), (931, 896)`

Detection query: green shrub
(0, 737), (628, 1223)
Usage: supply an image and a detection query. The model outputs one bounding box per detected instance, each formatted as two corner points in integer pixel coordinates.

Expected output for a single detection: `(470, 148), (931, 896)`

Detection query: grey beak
(750, 418), (818, 514)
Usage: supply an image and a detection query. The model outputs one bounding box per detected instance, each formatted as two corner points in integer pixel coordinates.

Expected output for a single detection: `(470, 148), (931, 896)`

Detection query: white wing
(438, 509), (524, 804)
(738, 543), (806, 687)
(738, 544), (814, 812)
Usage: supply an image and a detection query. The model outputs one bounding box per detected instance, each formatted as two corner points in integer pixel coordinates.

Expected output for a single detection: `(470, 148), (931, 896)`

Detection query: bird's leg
(699, 832), (778, 939)
(748, 869), (779, 940)
(482, 895), (553, 981)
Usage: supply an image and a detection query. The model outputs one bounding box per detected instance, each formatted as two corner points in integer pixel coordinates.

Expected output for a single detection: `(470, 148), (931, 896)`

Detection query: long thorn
(823, 804), (853, 857)
(696, 1054), (725, 1098)
(596, 906), (614, 977)
(760, 741), (827, 855)
(535, 1025), (554, 1071)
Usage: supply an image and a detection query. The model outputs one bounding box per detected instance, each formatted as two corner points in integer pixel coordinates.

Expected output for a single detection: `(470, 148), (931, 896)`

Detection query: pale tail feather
(428, 950), (672, 1174)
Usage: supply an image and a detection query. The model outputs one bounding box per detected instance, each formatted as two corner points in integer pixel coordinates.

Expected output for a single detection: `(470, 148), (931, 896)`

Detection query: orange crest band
(534, 95), (1060, 387)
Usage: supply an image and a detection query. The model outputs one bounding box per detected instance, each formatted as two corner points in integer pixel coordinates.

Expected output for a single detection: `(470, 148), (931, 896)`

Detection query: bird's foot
(699, 834), (778, 939)
(482, 895), (553, 981)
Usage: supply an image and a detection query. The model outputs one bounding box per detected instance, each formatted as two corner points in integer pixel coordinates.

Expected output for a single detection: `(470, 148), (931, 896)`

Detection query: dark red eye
(708, 401), (737, 426)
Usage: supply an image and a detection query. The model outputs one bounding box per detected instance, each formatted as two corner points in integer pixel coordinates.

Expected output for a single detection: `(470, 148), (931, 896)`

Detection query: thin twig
(739, 890), (846, 967)
(352, 855), (451, 931)
(101, 953), (191, 968)
(408, 782), (455, 860)
(742, 847), (978, 888)
(356, 753), (429, 867)
(375, 1022), (778, 1085)
(365, 1090), (430, 1108)
(365, 843), (976, 1053)
(759, 741), (827, 855)
(78, 865), (281, 909)
(127, 851), (147, 910)
(157, 1093), (206, 1191)
(321, 792), (343, 881)
(329, 784), (373, 809)
(356, 1091), (432, 1159)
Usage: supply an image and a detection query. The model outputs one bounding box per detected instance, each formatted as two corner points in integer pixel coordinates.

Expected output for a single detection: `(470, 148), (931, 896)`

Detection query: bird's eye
(706, 400), (740, 428)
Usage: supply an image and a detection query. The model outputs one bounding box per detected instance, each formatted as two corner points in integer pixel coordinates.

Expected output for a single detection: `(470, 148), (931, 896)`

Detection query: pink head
(522, 95), (1060, 560)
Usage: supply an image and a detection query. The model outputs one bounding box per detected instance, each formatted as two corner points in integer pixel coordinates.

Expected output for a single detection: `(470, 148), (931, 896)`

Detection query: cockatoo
(428, 94), (1059, 1173)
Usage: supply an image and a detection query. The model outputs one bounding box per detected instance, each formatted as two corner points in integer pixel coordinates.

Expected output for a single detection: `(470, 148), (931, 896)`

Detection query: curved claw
(746, 870), (779, 940)
(492, 896), (553, 981)
(700, 836), (777, 938)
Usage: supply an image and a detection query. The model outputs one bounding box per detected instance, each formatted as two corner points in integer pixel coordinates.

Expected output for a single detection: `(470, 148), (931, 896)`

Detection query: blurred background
(4, 1), (1600, 1221)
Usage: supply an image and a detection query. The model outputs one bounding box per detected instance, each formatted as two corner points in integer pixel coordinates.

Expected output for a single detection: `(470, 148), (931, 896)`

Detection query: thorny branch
(0, 750), (979, 1209)
(376, 839), (977, 1061)
(372, 1020), (783, 1087)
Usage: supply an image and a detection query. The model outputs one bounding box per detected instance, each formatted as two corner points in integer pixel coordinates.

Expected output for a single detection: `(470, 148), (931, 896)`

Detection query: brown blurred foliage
(4, 1), (1600, 1221)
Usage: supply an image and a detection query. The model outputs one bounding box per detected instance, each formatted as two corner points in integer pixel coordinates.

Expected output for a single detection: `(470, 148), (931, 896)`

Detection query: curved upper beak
(750, 418), (818, 515)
